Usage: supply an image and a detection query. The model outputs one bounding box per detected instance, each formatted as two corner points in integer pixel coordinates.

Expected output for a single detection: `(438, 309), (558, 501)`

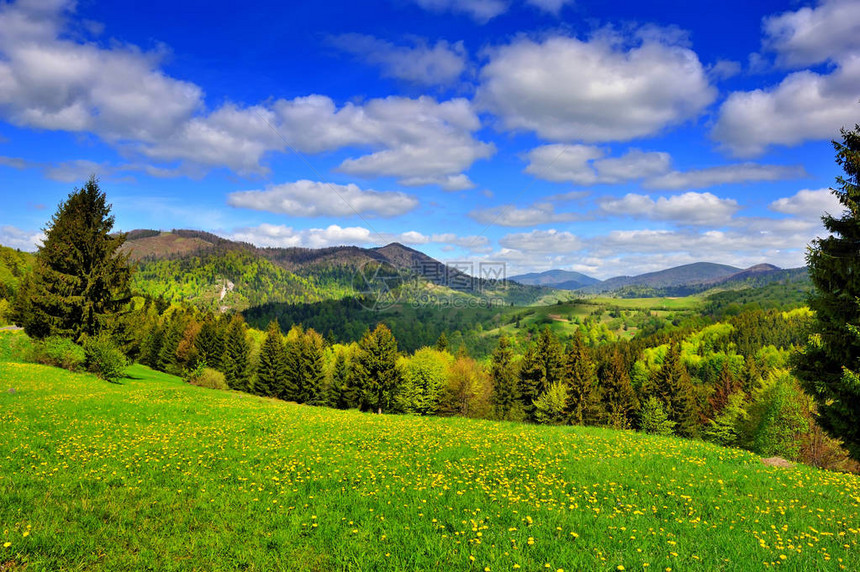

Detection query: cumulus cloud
(0, 225), (44, 251)
(769, 188), (844, 220)
(408, 0), (508, 23)
(227, 223), (489, 252)
(478, 31), (715, 142)
(525, 0), (573, 15)
(763, 0), (860, 68)
(598, 192), (740, 226)
(227, 180), (418, 218)
(645, 163), (806, 190)
(331, 34), (467, 86)
(524, 144), (802, 190)
(712, 0), (860, 157)
(0, 1), (493, 182)
(499, 229), (582, 252)
(469, 202), (582, 227)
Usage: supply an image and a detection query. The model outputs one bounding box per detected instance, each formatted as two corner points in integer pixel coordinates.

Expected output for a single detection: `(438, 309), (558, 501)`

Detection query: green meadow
(1, 331), (858, 571)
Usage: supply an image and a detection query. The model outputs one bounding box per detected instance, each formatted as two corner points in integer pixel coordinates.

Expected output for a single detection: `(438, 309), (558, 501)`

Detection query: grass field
(1, 333), (858, 571)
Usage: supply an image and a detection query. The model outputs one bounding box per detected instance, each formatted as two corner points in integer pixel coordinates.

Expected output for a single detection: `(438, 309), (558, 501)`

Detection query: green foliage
(397, 347), (451, 415)
(327, 348), (358, 409)
(31, 336), (86, 371)
(647, 341), (699, 437)
(703, 391), (748, 447)
(639, 396), (676, 436)
(490, 336), (520, 421)
(353, 324), (402, 414)
(222, 315), (252, 391)
(601, 349), (638, 429)
(256, 321), (287, 398)
(795, 124), (860, 460)
(746, 371), (810, 461)
(187, 366), (229, 390)
(82, 334), (128, 382)
(15, 177), (131, 341)
(439, 353), (491, 418)
(565, 330), (601, 426)
(532, 381), (570, 425)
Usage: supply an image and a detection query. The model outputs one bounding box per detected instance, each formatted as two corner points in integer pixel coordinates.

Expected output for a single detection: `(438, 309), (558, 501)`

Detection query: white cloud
(770, 188), (844, 220)
(525, 0), (573, 16)
(645, 163), (806, 190)
(227, 223), (488, 252)
(0, 225), (44, 251)
(712, 56), (860, 157)
(0, 2), (493, 182)
(499, 229), (582, 253)
(763, 0), (860, 67)
(227, 180), (418, 218)
(598, 192), (740, 226)
(409, 0), (508, 23)
(469, 202), (581, 227)
(478, 31), (715, 142)
(331, 34), (467, 86)
(399, 174), (476, 191)
(524, 144), (671, 184)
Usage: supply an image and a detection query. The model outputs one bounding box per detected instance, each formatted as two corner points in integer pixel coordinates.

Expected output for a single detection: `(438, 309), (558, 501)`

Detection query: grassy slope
(1, 334), (858, 571)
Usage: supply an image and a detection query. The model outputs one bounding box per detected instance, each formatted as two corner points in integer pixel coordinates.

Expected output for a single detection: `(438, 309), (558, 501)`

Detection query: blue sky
(0, 0), (857, 278)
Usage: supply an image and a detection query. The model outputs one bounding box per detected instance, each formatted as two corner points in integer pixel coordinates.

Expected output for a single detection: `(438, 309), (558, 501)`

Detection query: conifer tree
(566, 330), (601, 426)
(795, 124), (860, 460)
(281, 325), (304, 401)
(194, 317), (225, 370)
(709, 360), (740, 418)
(490, 336), (520, 420)
(602, 348), (638, 429)
(435, 331), (449, 352)
(256, 321), (287, 398)
(158, 315), (186, 375)
(328, 350), (357, 409)
(298, 329), (326, 405)
(16, 176), (131, 340)
(518, 328), (565, 420)
(353, 324), (401, 414)
(651, 341), (699, 437)
(222, 314), (252, 391)
(518, 344), (543, 420)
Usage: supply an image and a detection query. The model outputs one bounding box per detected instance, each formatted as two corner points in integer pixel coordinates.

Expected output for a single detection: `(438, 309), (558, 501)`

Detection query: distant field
(1, 332), (858, 571)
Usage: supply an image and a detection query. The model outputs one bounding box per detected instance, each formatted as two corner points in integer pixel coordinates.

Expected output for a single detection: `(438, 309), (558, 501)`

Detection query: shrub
(83, 335), (128, 382)
(639, 397), (676, 436)
(187, 366), (228, 390)
(30, 336), (86, 371)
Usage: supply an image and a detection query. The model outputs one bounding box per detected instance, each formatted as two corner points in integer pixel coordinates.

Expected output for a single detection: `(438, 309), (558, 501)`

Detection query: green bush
(30, 336), (86, 371)
(83, 335), (128, 382)
(532, 382), (570, 425)
(187, 366), (228, 390)
(639, 397), (676, 436)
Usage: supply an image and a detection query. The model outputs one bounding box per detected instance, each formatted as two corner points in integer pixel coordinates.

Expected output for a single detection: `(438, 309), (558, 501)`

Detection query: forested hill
(122, 229), (554, 311)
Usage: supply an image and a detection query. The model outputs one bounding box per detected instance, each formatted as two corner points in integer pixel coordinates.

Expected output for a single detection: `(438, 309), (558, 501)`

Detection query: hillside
(509, 269), (600, 289)
(123, 229), (554, 310)
(580, 262), (742, 294)
(1, 339), (858, 571)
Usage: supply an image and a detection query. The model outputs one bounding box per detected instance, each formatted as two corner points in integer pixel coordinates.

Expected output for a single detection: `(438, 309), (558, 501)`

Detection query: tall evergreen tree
(281, 326), (304, 401)
(16, 176), (131, 340)
(158, 315), (186, 375)
(435, 331), (449, 353)
(222, 314), (252, 392)
(795, 124), (860, 460)
(328, 349), (357, 409)
(298, 329), (326, 405)
(518, 345), (543, 420)
(566, 330), (601, 426)
(709, 360), (740, 419)
(353, 324), (401, 414)
(518, 327), (565, 420)
(194, 317), (225, 370)
(650, 341), (699, 437)
(490, 336), (520, 420)
(602, 348), (638, 429)
(256, 321), (287, 398)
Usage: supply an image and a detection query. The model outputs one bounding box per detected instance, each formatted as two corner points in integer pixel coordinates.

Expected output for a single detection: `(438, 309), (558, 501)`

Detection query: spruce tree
(298, 329), (326, 405)
(17, 176), (131, 340)
(157, 315), (186, 375)
(795, 124), (860, 460)
(566, 330), (601, 426)
(328, 350), (357, 409)
(490, 336), (520, 420)
(256, 321), (287, 398)
(222, 314), (252, 391)
(353, 324), (401, 414)
(435, 332), (449, 352)
(194, 317), (225, 370)
(602, 348), (638, 429)
(517, 345), (543, 420)
(651, 341), (699, 437)
(281, 326), (303, 401)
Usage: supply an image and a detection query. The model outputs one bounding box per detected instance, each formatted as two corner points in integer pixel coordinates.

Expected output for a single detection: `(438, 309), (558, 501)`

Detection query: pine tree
(222, 314), (251, 391)
(795, 124), (860, 460)
(435, 332), (449, 352)
(518, 345), (543, 419)
(353, 324), (401, 414)
(158, 315), (186, 375)
(602, 348), (638, 429)
(651, 341), (699, 437)
(194, 317), (225, 370)
(281, 325), (304, 402)
(256, 321), (287, 398)
(298, 329), (326, 405)
(566, 330), (601, 426)
(328, 350), (357, 409)
(16, 176), (131, 340)
(518, 328), (565, 421)
(490, 336), (520, 420)
(709, 360), (740, 419)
